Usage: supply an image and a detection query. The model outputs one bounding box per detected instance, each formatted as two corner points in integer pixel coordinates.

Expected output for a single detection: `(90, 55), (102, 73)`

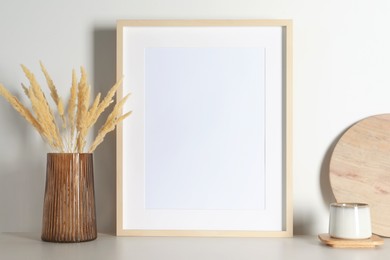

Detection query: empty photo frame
(116, 20), (292, 237)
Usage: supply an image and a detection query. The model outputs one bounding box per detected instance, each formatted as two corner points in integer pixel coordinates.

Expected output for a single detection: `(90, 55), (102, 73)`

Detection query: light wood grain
(116, 20), (293, 237)
(330, 114), (390, 237)
(318, 234), (384, 248)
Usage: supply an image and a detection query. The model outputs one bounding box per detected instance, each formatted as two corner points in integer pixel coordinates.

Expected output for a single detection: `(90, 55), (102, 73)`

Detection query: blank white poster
(144, 47), (266, 210)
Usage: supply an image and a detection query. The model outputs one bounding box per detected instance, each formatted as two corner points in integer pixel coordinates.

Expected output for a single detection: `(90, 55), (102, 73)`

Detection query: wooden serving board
(318, 234), (384, 248)
(329, 114), (390, 237)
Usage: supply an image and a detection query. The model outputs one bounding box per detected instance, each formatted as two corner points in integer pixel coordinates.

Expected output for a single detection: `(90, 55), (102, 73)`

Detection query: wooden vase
(41, 153), (97, 242)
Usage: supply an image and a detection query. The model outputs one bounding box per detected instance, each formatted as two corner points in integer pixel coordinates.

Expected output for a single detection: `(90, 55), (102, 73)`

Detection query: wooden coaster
(318, 234), (384, 248)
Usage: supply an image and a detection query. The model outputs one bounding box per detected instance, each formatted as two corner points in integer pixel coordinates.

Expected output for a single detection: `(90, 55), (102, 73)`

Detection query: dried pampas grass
(0, 63), (131, 153)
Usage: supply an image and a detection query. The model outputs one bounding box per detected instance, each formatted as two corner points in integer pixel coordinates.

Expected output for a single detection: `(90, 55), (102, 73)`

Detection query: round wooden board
(330, 114), (390, 237)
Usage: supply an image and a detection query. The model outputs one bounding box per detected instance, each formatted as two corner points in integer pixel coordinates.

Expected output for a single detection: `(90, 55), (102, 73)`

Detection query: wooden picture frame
(116, 20), (292, 237)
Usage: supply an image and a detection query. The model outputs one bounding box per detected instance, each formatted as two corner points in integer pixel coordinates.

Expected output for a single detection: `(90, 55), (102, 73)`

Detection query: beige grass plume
(67, 69), (78, 152)
(0, 84), (44, 136)
(88, 93), (131, 153)
(0, 63), (131, 153)
(21, 65), (64, 151)
(40, 62), (66, 129)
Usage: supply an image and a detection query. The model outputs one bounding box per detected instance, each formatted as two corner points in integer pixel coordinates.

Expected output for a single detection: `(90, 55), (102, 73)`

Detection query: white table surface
(0, 233), (388, 260)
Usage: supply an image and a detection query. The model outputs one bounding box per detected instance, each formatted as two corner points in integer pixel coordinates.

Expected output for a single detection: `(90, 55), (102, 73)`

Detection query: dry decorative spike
(0, 62), (131, 153)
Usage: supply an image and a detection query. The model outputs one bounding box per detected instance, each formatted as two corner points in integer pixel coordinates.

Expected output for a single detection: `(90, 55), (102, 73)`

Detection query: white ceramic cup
(329, 203), (372, 239)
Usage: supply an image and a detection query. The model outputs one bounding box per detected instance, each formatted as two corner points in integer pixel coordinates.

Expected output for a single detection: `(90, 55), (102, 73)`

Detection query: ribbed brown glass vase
(41, 153), (97, 242)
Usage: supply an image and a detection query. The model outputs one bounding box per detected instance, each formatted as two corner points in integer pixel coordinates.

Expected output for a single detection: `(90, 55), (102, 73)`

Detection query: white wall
(1, 0), (390, 235)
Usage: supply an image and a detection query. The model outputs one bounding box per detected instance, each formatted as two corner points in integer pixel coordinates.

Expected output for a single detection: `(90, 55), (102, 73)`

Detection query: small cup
(329, 203), (372, 239)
